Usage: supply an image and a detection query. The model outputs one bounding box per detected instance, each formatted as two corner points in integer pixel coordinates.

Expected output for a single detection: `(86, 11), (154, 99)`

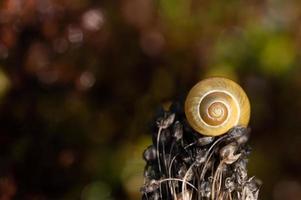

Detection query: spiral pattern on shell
(185, 77), (250, 136)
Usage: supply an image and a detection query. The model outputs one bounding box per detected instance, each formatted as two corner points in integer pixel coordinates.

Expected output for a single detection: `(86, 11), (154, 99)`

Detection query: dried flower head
(141, 102), (261, 200)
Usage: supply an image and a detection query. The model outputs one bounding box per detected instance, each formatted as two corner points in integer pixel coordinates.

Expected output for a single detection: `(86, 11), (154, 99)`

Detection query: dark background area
(0, 0), (301, 199)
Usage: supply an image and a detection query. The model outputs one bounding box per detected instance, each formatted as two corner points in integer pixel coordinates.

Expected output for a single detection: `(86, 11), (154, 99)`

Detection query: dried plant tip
(225, 176), (236, 192)
(143, 145), (157, 162)
(144, 165), (157, 180)
(176, 165), (187, 179)
(224, 153), (241, 165)
(157, 113), (175, 129)
(235, 160), (248, 185)
(197, 136), (215, 146)
(246, 177), (261, 193)
(195, 149), (207, 165)
(236, 131), (250, 145)
(227, 126), (250, 140)
(200, 181), (211, 198)
(173, 121), (183, 141)
(141, 179), (160, 193)
(219, 142), (238, 159)
(185, 169), (194, 182)
(242, 184), (259, 200)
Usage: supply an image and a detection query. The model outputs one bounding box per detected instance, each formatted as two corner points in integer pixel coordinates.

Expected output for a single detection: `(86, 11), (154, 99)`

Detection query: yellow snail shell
(184, 77), (250, 136)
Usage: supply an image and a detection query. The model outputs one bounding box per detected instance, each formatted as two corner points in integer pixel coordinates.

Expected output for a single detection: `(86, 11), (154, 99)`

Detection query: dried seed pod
(156, 113), (175, 129)
(185, 77), (250, 136)
(200, 181), (211, 198)
(195, 149), (207, 166)
(143, 145), (157, 162)
(197, 136), (215, 146)
(225, 176), (236, 192)
(219, 142), (241, 164)
(173, 121), (183, 141)
(144, 164), (158, 180)
(227, 126), (250, 142)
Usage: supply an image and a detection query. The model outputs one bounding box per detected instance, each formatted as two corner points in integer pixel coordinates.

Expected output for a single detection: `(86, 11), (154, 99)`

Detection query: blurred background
(0, 0), (301, 199)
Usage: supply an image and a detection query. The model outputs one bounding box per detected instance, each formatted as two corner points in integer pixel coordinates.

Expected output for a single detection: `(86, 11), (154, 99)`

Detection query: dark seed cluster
(141, 102), (261, 200)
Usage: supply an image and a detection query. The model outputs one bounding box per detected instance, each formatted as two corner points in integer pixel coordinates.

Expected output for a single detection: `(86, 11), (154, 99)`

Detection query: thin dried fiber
(141, 102), (261, 200)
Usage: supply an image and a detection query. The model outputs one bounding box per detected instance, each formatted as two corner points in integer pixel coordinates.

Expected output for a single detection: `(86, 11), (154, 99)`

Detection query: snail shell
(184, 77), (250, 136)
